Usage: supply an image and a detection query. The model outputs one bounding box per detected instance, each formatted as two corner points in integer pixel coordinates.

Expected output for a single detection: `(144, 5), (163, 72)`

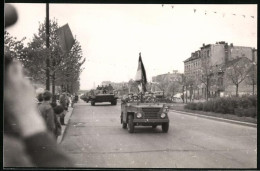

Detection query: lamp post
(45, 3), (50, 91)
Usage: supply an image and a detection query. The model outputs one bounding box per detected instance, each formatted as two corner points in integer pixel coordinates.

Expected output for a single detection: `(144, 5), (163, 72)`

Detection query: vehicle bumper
(133, 118), (169, 123)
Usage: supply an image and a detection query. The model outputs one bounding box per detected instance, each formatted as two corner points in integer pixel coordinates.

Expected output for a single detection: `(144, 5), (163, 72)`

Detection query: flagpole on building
(45, 3), (50, 91)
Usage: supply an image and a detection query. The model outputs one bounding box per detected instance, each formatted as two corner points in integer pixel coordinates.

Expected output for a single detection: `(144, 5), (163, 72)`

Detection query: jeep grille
(142, 108), (161, 119)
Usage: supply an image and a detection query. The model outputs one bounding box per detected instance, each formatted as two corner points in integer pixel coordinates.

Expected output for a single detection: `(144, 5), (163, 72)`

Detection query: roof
(183, 55), (201, 63)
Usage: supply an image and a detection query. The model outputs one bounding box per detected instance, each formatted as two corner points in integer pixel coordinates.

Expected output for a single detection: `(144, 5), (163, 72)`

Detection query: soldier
(108, 84), (113, 93)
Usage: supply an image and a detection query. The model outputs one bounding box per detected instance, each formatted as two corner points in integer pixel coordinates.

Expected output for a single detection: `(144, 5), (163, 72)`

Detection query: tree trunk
(182, 86), (185, 103)
(253, 79), (255, 95)
(185, 86), (187, 103)
(236, 84), (239, 97)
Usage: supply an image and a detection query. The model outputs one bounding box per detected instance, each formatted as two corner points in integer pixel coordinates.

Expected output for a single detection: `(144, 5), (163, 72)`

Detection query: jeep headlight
(163, 107), (169, 113)
(161, 113), (166, 118)
(136, 112), (142, 118)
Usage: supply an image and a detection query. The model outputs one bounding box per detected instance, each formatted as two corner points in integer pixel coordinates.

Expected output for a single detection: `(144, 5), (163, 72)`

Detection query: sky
(6, 4), (257, 90)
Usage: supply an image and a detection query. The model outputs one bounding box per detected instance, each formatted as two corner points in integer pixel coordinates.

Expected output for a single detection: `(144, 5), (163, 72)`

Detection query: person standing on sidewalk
(53, 105), (63, 140)
(38, 91), (56, 137)
(59, 92), (68, 125)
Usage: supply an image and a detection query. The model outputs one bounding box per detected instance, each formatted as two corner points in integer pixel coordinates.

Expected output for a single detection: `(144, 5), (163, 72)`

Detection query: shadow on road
(129, 126), (166, 134)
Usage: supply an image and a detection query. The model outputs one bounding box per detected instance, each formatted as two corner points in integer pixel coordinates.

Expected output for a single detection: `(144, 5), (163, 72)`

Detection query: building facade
(184, 41), (257, 99)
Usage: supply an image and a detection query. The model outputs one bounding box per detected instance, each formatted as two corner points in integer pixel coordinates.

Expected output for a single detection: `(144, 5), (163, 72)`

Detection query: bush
(184, 102), (197, 110)
(234, 107), (256, 118)
(237, 96), (252, 108)
(184, 96), (256, 118)
(246, 95), (257, 107)
(196, 102), (203, 110)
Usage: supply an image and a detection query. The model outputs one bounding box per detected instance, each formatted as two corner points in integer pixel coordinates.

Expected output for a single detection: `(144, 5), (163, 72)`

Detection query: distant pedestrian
(59, 92), (68, 111)
(66, 93), (70, 108)
(38, 91), (56, 137)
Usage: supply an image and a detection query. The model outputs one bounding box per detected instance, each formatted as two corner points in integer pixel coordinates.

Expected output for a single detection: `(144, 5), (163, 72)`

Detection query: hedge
(184, 95), (257, 118)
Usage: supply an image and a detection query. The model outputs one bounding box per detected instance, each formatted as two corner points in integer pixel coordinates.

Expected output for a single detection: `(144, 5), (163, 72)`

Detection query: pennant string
(159, 5), (255, 20)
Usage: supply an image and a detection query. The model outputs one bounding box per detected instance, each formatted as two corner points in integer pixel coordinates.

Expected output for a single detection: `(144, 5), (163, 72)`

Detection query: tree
(182, 75), (195, 102)
(167, 81), (181, 99)
(199, 58), (213, 101)
(26, 19), (85, 94)
(55, 39), (85, 93)
(4, 31), (27, 65)
(128, 79), (139, 94)
(224, 58), (251, 97)
(246, 62), (257, 95)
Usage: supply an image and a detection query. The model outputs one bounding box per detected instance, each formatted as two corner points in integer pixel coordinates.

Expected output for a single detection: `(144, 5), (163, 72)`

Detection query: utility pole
(45, 3), (50, 90)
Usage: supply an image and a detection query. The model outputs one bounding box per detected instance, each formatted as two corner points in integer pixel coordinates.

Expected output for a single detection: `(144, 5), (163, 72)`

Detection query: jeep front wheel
(162, 122), (169, 133)
(127, 115), (134, 133)
(122, 120), (127, 129)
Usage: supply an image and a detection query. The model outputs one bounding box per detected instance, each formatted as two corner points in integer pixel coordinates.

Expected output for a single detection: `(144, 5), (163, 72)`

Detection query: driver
(133, 94), (139, 102)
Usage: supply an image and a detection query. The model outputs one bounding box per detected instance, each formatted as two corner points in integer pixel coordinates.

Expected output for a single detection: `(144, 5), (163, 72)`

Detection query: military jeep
(120, 95), (169, 133)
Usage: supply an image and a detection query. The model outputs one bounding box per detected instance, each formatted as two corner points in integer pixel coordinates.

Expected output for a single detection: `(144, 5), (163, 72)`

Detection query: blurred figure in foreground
(4, 3), (73, 167)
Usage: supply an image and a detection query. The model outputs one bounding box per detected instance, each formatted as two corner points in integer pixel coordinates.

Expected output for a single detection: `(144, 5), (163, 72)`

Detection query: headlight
(136, 112), (142, 118)
(163, 107), (169, 113)
(161, 113), (166, 118)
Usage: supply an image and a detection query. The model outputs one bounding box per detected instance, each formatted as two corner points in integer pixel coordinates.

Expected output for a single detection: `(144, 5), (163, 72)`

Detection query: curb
(170, 109), (257, 128)
(57, 106), (74, 144)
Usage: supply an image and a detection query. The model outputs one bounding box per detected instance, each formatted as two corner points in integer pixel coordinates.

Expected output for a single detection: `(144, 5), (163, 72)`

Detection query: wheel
(111, 100), (117, 105)
(127, 115), (134, 133)
(162, 122), (169, 133)
(91, 101), (95, 106)
(122, 117), (127, 129)
(152, 125), (157, 129)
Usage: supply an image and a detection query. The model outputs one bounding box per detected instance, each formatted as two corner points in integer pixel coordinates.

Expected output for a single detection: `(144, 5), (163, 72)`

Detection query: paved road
(60, 100), (257, 168)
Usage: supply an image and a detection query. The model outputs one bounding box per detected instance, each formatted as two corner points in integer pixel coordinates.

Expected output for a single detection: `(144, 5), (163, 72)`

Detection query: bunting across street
(161, 4), (255, 19)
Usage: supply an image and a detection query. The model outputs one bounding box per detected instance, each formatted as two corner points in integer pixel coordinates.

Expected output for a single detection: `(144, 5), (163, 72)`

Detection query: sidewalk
(57, 106), (74, 144)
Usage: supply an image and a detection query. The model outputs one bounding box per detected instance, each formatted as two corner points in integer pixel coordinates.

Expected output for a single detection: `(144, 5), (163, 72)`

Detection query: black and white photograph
(3, 2), (257, 169)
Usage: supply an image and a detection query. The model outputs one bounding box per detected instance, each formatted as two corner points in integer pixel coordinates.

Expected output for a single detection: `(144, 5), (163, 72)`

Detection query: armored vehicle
(80, 92), (91, 103)
(89, 89), (118, 106)
(120, 94), (169, 133)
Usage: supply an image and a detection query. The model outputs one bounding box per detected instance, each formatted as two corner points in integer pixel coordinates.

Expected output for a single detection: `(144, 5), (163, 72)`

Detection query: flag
(135, 53), (147, 92)
(56, 24), (75, 54)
